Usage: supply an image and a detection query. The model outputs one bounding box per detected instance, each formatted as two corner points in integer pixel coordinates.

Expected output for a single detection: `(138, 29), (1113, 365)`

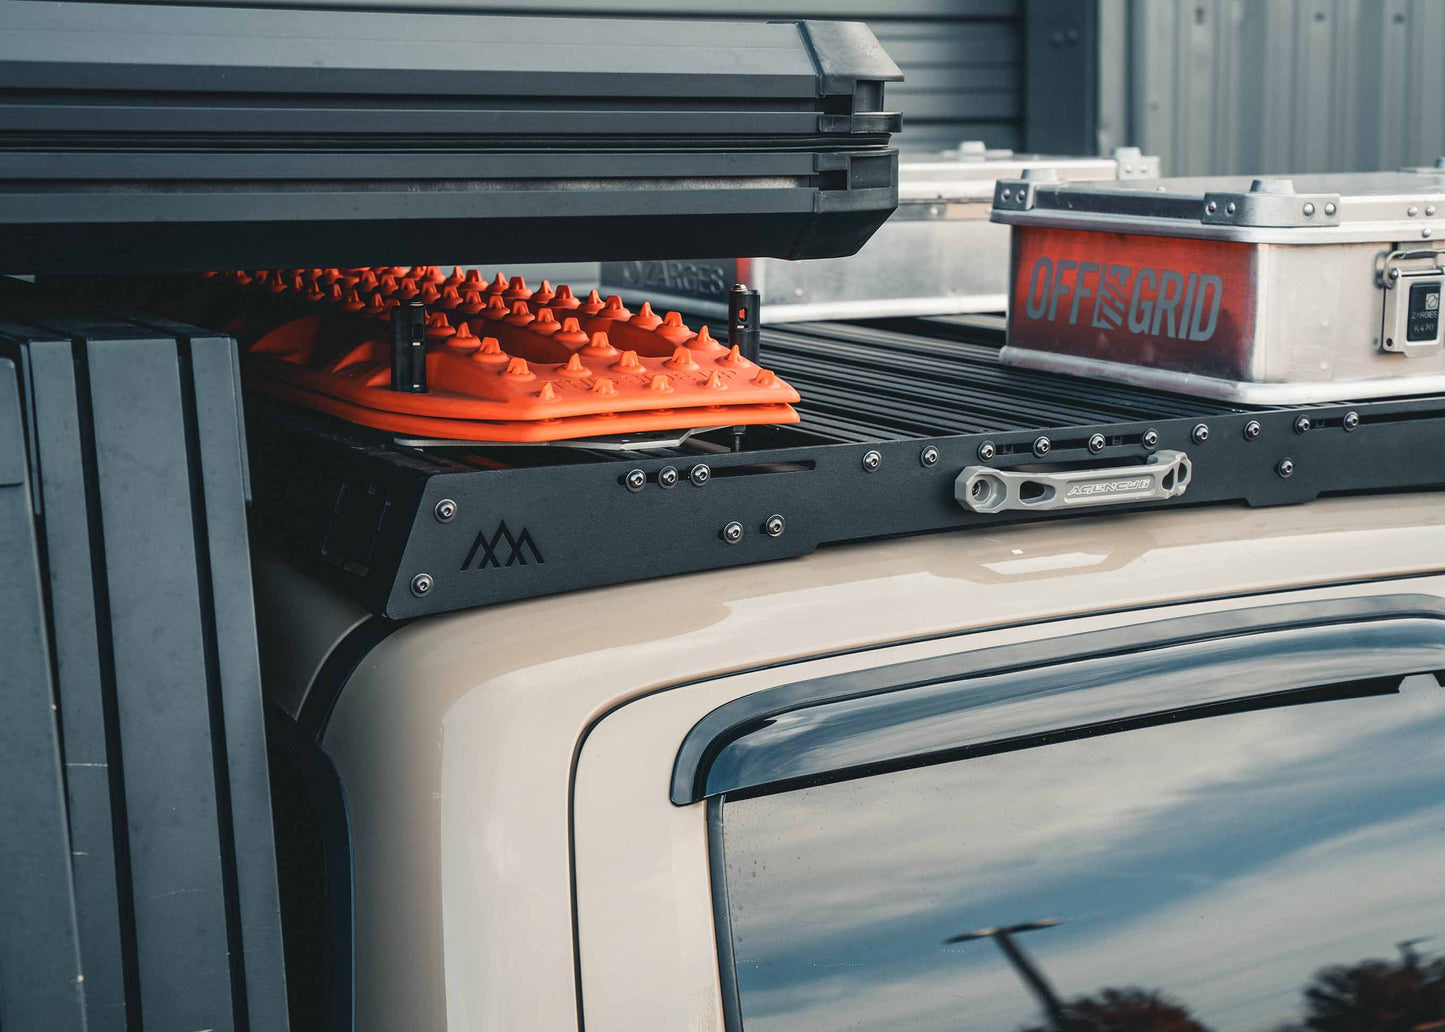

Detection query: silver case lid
(898, 143), (1158, 204)
(992, 169), (1445, 243)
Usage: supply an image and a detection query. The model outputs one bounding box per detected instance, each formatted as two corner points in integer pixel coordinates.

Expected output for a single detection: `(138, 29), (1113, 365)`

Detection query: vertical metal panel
(1406, 0), (1445, 169)
(86, 335), (237, 1032)
(20, 334), (131, 1032)
(1131, 0), (1174, 166)
(1130, 0), (1445, 175)
(1095, 0), (1128, 154)
(0, 357), (88, 1032)
(188, 333), (291, 1032)
(1023, 0), (1098, 153)
(1, 285), (291, 1032)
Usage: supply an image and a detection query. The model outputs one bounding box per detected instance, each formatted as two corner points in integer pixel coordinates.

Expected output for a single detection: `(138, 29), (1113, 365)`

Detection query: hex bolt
(625, 469), (647, 492)
(410, 573), (433, 597)
(763, 514), (786, 538)
(1343, 411), (1360, 432)
(721, 521), (744, 544)
(690, 464), (711, 487)
(1088, 433), (1106, 453)
(434, 498), (458, 523)
(1294, 415), (1312, 435)
(1191, 423), (1210, 444)
(1277, 458), (1295, 478)
(658, 465), (679, 489)
(919, 445), (940, 468)
(1032, 435), (1051, 458)
(862, 449), (882, 472)
(1142, 428), (1160, 449)
(977, 441), (997, 462)
(1243, 420), (1263, 441)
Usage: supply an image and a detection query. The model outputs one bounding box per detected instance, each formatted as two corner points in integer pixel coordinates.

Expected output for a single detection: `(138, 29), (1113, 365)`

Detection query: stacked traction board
(197, 267), (800, 443)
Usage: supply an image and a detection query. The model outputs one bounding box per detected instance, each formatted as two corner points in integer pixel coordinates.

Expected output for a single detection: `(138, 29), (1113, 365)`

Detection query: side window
(706, 622), (1445, 1032)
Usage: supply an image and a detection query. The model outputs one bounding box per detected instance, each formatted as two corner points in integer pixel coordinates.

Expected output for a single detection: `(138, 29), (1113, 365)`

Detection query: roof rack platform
(241, 314), (1445, 619)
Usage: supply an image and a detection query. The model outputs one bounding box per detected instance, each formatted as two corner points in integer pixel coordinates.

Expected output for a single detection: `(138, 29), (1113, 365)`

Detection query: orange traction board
(214, 266), (800, 442)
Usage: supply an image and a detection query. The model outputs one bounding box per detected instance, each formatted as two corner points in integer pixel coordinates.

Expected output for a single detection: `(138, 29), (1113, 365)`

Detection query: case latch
(1378, 249), (1444, 358)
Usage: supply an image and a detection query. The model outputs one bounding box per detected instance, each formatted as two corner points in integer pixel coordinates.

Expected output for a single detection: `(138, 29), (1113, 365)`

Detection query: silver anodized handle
(956, 450), (1192, 514)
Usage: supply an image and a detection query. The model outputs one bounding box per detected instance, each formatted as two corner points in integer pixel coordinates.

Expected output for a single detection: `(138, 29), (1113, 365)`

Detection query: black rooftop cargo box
(0, 2), (903, 275)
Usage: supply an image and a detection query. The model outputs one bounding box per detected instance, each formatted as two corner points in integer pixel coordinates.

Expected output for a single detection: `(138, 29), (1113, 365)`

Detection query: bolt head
(977, 441), (997, 462)
(1277, 458), (1295, 478)
(1294, 415), (1312, 435)
(1343, 411), (1360, 432)
(410, 573), (433, 597)
(1205, 200), (1218, 214)
(1409, 205), (1420, 217)
(920, 446), (940, 468)
(1032, 436), (1051, 457)
(1001, 188), (1012, 200)
(721, 521), (744, 544)
(658, 466), (679, 489)
(1142, 429), (1160, 449)
(625, 469), (647, 492)
(690, 464), (711, 486)
(1192, 423), (1210, 444)
(763, 514), (785, 538)
(863, 450), (882, 472)
(1226, 201), (1237, 215)
(1088, 433), (1106, 453)
(1429, 205), (1438, 217)
(434, 498), (457, 522)
(1324, 202), (1337, 216)
(1390, 267), (1401, 280)
(1243, 420), (1263, 441)
(1303, 202), (1316, 216)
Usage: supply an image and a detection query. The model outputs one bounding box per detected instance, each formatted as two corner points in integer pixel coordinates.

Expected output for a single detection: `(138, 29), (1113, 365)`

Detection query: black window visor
(672, 595), (1445, 805)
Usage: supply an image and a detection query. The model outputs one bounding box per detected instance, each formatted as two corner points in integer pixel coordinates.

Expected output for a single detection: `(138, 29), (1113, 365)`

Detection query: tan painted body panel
(279, 494), (1445, 1031)
(572, 574), (1445, 1032)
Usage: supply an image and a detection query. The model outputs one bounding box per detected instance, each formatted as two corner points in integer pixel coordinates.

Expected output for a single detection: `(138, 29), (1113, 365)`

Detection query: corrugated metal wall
(1123, 0), (1445, 175)
(447, 0), (1026, 151)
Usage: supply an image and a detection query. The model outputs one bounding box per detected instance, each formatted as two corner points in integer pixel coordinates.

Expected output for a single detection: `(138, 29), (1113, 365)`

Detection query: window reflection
(720, 675), (1445, 1031)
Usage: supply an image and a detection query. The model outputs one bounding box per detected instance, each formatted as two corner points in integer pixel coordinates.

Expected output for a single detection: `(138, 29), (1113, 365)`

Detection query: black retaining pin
(728, 283), (761, 365)
(391, 300), (428, 392)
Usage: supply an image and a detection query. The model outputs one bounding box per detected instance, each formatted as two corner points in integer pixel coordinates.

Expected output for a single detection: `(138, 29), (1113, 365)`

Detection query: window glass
(720, 675), (1445, 1031)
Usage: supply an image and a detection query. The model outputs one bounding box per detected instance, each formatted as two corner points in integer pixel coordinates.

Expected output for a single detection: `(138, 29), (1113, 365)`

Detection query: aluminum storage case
(993, 169), (1445, 403)
(599, 144), (1158, 323)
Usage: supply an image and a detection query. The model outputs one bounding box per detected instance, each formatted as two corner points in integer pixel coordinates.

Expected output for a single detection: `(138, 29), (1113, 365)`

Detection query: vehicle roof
(257, 491), (1445, 1032)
